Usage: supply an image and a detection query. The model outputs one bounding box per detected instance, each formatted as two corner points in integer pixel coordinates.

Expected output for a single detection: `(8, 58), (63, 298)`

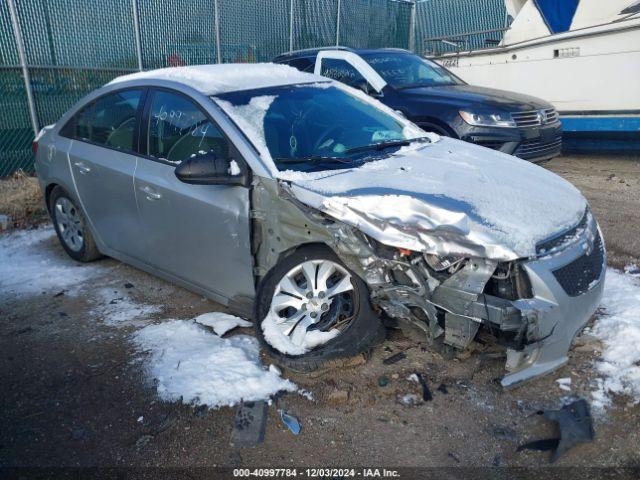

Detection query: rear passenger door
(62, 88), (146, 259)
(133, 88), (255, 302)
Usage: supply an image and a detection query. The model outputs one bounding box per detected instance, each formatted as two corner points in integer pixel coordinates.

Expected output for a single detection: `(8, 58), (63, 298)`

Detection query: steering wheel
(312, 125), (344, 153)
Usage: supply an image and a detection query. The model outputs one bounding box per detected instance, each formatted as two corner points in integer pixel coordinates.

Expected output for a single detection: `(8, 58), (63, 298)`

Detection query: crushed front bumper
(371, 216), (606, 388)
(500, 229), (606, 387)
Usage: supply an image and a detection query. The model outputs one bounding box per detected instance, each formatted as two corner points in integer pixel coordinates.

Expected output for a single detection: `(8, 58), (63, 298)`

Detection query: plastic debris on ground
(517, 399), (594, 463)
(278, 409), (301, 435)
(382, 351), (406, 365)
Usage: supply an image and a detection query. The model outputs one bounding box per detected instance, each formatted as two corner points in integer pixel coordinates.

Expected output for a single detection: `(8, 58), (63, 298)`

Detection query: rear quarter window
(61, 89), (143, 153)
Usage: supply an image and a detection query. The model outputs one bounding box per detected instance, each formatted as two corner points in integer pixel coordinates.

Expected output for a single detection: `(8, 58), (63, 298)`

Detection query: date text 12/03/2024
(233, 468), (401, 477)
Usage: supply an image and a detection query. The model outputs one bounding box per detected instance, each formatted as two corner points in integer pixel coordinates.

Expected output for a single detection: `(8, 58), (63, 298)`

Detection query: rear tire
(49, 186), (102, 263)
(254, 244), (384, 372)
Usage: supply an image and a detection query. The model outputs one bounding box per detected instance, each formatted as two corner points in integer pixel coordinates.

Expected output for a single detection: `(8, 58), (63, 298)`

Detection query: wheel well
(416, 119), (458, 138)
(44, 183), (59, 213)
(277, 242), (334, 263)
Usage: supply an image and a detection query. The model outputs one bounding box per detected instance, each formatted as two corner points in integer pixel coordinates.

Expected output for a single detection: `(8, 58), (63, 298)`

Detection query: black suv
(274, 47), (562, 162)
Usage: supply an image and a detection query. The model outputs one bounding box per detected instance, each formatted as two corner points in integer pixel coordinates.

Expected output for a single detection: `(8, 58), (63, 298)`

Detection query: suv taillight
(32, 139), (38, 156)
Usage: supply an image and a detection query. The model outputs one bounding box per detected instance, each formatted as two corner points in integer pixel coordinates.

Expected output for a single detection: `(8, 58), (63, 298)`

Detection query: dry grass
(0, 171), (48, 229)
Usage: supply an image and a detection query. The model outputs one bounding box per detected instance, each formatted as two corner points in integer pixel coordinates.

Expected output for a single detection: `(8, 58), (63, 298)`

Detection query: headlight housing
(459, 110), (516, 128)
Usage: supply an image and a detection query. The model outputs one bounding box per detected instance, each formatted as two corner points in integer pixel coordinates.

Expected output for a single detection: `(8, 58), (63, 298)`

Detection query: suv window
(320, 58), (368, 88)
(286, 57), (315, 72)
(63, 89), (143, 152)
(147, 90), (229, 164)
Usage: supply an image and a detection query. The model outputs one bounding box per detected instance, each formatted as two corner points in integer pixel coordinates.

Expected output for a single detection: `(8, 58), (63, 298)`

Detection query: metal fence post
(289, 0), (294, 52)
(409, 0), (417, 52)
(131, 0), (144, 70)
(214, 0), (222, 63)
(335, 0), (341, 46)
(8, 0), (39, 136)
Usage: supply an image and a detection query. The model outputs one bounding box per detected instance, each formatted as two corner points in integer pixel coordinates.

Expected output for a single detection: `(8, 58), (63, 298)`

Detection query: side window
(147, 90), (229, 164)
(64, 89), (142, 152)
(320, 58), (367, 87)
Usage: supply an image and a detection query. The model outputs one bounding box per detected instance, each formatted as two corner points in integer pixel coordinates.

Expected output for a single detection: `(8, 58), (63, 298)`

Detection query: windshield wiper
(275, 155), (354, 165)
(345, 137), (431, 155)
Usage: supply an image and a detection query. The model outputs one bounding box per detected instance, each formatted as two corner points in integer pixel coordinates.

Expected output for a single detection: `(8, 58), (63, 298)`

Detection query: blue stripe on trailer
(560, 116), (640, 133)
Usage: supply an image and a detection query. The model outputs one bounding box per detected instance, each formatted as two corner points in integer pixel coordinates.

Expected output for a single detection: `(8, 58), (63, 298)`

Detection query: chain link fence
(1, 0), (504, 177)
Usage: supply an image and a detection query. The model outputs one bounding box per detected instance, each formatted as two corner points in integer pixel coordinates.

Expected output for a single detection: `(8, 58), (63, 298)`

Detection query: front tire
(49, 186), (102, 263)
(254, 245), (384, 372)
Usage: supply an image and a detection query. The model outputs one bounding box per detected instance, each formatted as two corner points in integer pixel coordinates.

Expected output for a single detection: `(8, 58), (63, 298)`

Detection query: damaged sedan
(33, 64), (606, 387)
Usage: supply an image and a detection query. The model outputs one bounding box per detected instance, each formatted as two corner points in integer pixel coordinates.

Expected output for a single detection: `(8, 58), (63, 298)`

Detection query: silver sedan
(34, 64), (605, 386)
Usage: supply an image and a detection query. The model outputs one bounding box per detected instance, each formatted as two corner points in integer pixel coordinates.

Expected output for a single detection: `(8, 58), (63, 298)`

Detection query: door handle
(139, 185), (162, 201)
(73, 161), (91, 174)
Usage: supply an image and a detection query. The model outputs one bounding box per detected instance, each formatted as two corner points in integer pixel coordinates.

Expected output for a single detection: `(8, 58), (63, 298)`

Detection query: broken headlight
(424, 253), (466, 273)
(484, 262), (533, 300)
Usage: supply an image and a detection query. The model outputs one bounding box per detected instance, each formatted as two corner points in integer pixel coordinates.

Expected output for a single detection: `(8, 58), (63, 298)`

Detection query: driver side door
(133, 88), (255, 303)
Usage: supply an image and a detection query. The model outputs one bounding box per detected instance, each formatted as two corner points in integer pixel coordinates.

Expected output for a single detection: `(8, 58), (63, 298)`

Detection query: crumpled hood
(278, 137), (587, 261)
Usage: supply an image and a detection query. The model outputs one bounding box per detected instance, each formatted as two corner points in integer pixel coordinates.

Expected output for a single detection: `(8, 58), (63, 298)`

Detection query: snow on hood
(280, 138), (586, 260)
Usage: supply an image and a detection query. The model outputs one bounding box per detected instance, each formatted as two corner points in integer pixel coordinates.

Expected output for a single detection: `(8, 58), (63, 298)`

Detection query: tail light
(32, 139), (39, 156)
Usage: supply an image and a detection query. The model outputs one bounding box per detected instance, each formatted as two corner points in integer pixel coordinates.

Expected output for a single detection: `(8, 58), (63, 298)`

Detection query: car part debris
(517, 399), (594, 462)
(383, 352), (406, 365)
(415, 373), (433, 402)
(397, 393), (421, 407)
(278, 409), (301, 435)
(377, 376), (389, 387)
(517, 438), (559, 453)
(231, 401), (268, 448)
(437, 383), (448, 394)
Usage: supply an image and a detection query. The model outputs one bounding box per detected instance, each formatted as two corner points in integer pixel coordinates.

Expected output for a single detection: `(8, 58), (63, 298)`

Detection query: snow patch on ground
(0, 226), (100, 297)
(91, 287), (161, 327)
(133, 319), (296, 408)
(591, 267), (640, 410)
(194, 312), (252, 336)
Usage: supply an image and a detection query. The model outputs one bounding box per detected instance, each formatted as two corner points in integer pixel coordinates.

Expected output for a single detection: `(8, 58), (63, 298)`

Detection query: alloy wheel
(54, 197), (84, 252)
(269, 259), (355, 347)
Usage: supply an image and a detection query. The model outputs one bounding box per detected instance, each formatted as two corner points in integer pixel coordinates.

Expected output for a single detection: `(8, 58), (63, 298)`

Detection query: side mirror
(174, 153), (248, 186)
(353, 79), (383, 98)
(353, 79), (370, 95)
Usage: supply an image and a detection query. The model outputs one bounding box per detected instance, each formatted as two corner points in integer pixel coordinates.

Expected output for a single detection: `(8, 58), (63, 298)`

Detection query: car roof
(107, 63), (328, 95)
(273, 47), (411, 62)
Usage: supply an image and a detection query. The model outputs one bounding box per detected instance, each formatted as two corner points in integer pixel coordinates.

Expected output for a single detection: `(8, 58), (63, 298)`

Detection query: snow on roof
(108, 63), (328, 95)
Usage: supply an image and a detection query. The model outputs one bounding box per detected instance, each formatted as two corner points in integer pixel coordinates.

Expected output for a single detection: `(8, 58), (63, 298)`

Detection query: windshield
(214, 84), (426, 172)
(361, 53), (464, 89)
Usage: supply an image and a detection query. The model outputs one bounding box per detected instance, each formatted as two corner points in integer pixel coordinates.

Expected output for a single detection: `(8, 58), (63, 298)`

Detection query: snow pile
(556, 377), (572, 392)
(0, 227), (100, 296)
(133, 318), (296, 408)
(591, 268), (640, 410)
(91, 287), (161, 327)
(261, 313), (340, 355)
(109, 63), (325, 95)
(195, 311), (252, 336)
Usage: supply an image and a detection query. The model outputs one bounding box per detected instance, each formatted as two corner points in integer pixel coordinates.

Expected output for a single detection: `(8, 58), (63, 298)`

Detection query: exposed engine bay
(251, 178), (606, 387)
